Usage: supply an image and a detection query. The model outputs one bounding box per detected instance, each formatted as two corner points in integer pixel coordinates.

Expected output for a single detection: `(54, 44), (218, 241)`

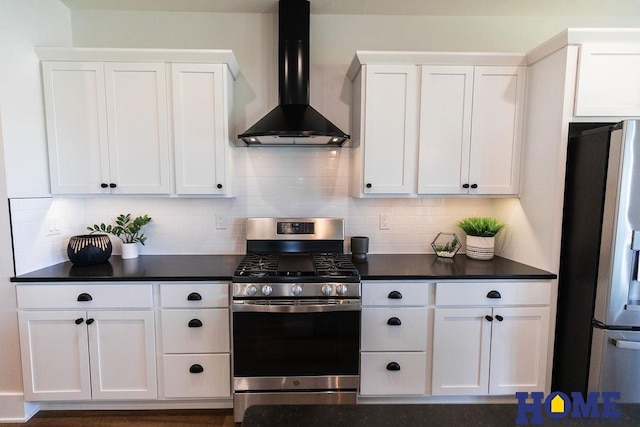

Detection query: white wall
(0, 0), (71, 198)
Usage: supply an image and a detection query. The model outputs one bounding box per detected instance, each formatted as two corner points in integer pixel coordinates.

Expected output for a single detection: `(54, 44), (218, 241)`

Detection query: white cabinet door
(18, 310), (91, 401)
(171, 63), (230, 195)
(488, 307), (550, 395)
(469, 66), (525, 195)
(431, 307), (492, 396)
(88, 310), (157, 400)
(42, 62), (110, 194)
(575, 43), (640, 116)
(418, 66), (473, 195)
(104, 63), (170, 194)
(361, 65), (418, 195)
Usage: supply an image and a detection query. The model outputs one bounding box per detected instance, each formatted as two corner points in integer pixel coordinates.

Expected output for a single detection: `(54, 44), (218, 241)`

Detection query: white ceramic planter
(465, 235), (495, 260)
(121, 242), (139, 259)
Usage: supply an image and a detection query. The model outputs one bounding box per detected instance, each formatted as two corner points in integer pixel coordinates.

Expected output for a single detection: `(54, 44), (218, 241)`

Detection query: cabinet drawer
(161, 309), (229, 354)
(160, 283), (228, 308)
(362, 282), (429, 307)
(16, 283), (153, 309)
(163, 354), (230, 398)
(360, 352), (426, 396)
(435, 281), (551, 306)
(361, 307), (428, 351)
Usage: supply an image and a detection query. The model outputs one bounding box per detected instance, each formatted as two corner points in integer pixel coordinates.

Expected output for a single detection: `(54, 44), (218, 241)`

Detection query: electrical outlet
(379, 214), (390, 230)
(216, 214), (227, 230)
(46, 218), (61, 236)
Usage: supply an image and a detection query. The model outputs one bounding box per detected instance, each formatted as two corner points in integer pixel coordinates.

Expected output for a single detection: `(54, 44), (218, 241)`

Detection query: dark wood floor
(0, 409), (237, 426)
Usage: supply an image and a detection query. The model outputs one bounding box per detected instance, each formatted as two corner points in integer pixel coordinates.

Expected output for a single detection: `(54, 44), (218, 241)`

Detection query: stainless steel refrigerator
(553, 120), (640, 401)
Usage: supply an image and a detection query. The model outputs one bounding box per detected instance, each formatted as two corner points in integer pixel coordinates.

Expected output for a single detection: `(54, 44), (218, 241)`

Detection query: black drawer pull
(366, 183), (372, 188)
(188, 319), (203, 328)
(86, 318), (95, 325)
(187, 292), (202, 301)
(100, 183), (108, 188)
(470, 184), (478, 189)
(495, 315), (504, 322)
(388, 291), (403, 300)
(386, 362), (401, 371)
(109, 183), (117, 188)
(189, 364), (204, 374)
(75, 318), (84, 325)
(485, 315), (493, 322)
(387, 317), (402, 326)
(462, 183), (470, 189)
(217, 183), (223, 189)
(77, 293), (93, 302)
(486, 290), (502, 299)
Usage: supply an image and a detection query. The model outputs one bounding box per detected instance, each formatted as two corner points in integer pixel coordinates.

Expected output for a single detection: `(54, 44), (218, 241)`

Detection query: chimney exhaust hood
(237, 0), (350, 147)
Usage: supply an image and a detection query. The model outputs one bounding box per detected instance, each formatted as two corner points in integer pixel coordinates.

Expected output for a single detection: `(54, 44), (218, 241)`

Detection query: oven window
(233, 311), (360, 377)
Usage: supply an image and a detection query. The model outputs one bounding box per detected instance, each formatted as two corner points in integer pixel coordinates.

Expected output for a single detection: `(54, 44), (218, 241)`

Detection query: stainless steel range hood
(237, 0), (350, 147)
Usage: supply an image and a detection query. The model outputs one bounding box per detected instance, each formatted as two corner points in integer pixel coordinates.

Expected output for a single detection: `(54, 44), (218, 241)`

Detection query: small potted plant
(457, 216), (505, 260)
(87, 213), (152, 259)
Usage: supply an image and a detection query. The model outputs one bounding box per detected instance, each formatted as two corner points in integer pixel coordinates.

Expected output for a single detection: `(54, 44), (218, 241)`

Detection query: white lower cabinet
(359, 281), (429, 396)
(431, 282), (551, 396)
(17, 283), (157, 401)
(159, 283), (231, 399)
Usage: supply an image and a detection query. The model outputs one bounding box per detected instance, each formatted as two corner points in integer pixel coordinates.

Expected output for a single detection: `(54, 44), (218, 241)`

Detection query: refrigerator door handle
(593, 318), (640, 331)
(611, 338), (640, 350)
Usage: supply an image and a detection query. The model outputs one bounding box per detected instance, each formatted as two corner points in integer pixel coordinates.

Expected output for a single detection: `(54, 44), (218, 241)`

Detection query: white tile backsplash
(10, 148), (500, 274)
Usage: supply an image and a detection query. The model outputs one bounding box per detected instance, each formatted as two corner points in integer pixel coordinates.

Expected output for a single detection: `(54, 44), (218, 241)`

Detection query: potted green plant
(87, 213), (152, 259)
(456, 216), (505, 260)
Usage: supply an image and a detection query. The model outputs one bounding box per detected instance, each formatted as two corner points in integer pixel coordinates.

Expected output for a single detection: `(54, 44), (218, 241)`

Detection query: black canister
(351, 236), (369, 260)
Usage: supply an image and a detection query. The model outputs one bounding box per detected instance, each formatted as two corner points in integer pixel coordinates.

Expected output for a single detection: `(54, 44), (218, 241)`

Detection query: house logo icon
(515, 391), (621, 425)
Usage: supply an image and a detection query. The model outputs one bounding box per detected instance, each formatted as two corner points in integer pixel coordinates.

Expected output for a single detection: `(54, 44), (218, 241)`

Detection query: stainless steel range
(232, 218), (361, 422)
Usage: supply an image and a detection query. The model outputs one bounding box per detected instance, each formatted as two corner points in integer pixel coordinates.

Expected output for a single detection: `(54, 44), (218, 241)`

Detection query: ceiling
(58, 0), (640, 17)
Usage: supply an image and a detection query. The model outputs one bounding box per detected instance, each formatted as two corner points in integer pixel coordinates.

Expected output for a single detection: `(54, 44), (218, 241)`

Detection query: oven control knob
(321, 284), (333, 296)
(336, 284), (348, 296)
(291, 284), (303, 296)
(246, 285), (257, 297)
(261, 285), (273, 296)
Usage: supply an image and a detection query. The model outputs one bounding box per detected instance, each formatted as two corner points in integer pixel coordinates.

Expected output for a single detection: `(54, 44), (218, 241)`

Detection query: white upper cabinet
(418, 65), (526, 196)
(43, 61), (170, 195)
(350, 64), (418, 197)
(574, 43), (640, 117)
(104, 63), (170, 194)
(171, 63), (233, 196)
(37, 48), (239, 197)
(348, 52), (525, 198)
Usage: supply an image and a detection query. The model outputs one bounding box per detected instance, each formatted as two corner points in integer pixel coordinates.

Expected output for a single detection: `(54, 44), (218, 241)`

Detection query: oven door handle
(233, 300), (361, 313)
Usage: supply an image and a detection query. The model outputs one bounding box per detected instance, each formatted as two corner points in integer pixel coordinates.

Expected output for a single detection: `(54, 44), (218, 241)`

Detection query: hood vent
(237, 0), (350, 147)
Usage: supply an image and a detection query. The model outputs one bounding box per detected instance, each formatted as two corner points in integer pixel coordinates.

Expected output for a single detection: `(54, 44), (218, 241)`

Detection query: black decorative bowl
(67, 234), (112, 266)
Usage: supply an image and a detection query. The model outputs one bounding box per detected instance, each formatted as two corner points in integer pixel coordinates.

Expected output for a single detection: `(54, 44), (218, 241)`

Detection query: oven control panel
(277, 221), (315, 235)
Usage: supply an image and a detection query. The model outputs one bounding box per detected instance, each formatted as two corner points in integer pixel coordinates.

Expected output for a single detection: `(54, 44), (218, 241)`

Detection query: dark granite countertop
(11, 254), (244, 282)
(353, 254), (556, 280)
(11, 254), (555, 282)
(242, 404), (640, 427)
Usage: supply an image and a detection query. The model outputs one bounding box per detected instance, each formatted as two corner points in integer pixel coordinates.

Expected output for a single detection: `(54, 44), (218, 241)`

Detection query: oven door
(232, 300), (360, 379)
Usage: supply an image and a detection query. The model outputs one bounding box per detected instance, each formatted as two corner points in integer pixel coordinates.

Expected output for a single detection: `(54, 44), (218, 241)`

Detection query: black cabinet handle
(388, 291), (403, 299)
(386, 362), (401, 371)
(495, 315), (504, 322)
(387, 317), (402, 326)
(187, 292), (202, 301)
(470, 184), (478, 189)
(100, 183), (108, 188)
(217, 184), (223, 189)
(189, 364), (204, 374)
(109, 183), (117, 188)
(486, 290), (502, 299)
(485, 315), (493, 322)
(462, 183), (470, 189)
(75, 318), (84, 325)
(366, 183), (372, 188)
(77, 293), (93, 302)
(86, 318), (95, 325)
(188, 319), (203, 328)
